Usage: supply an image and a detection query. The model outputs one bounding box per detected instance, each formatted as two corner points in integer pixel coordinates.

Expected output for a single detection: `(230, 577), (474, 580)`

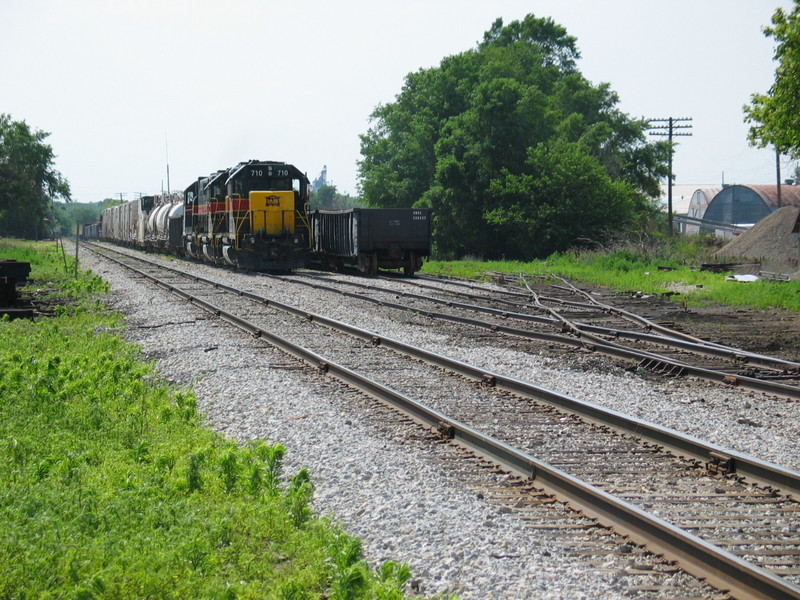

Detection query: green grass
(1, 239), (110, 307)
(421, 236), (800, 312)
(0, 241), (444, 600)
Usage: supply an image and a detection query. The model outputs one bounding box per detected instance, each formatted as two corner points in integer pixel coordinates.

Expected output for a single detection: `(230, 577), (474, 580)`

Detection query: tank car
(311, 208), (432, 275)
(100, 194), (181, 251)
(144, 193), (183, 251)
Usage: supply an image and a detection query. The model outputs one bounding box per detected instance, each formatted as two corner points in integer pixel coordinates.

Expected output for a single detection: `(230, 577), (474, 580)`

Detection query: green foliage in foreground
(0, 241), (437, 600)
(1, 239), (110, 306)
(421, 235), (800, 312)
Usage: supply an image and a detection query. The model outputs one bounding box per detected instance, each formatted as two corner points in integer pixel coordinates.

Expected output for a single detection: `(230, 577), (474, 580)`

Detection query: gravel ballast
(81, 249), (800, 599)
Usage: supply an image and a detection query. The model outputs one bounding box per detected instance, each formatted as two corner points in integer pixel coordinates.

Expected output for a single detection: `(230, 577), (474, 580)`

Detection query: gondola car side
(311, 208), (431, 275)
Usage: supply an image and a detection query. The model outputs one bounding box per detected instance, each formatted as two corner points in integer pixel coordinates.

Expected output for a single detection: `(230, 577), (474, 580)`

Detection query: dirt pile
(714, 206), (800, 277)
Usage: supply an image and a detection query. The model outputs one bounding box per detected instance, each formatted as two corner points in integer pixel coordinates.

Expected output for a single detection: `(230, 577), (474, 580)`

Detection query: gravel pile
(81, 249), (800, 599)
(715, 205), (800, 276)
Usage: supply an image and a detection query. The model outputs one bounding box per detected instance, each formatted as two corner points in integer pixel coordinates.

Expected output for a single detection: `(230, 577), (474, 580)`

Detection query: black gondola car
(311, 208), (431, 275)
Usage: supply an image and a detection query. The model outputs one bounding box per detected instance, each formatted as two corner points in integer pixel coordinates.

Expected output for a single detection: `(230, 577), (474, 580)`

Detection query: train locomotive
(96, 159), (432, 275)
(184, 160), (310, 270)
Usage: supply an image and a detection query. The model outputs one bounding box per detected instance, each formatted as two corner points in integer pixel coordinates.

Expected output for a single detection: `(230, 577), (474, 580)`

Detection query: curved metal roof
(738, 184), (800, 209)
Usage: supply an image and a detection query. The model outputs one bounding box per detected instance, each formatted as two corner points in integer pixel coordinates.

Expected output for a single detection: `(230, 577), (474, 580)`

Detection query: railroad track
(85, 243), (800, 599)
(266, 269), (800, 400)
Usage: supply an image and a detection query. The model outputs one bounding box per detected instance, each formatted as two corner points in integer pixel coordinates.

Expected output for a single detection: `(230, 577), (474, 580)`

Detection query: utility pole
(165, 132), (171, 196)
(776, 147), (782, 208)
(648, 117), (693, 234)
(74, 222), (80, 279)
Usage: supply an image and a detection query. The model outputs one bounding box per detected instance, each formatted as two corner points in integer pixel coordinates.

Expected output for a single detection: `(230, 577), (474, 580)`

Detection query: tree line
(0, 114), (70, 238)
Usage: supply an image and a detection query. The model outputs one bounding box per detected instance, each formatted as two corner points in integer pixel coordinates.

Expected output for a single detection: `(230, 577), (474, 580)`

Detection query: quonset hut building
(701, 184), (800, 232)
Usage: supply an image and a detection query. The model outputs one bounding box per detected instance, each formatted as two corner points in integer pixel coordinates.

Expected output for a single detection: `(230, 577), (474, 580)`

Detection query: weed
(218, 450), (240, 494)
(422, 234), (800, 312)
(286, 468), (315, 526)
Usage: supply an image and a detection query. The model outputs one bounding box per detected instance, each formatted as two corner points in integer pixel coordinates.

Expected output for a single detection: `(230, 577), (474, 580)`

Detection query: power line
(648, 117), (693, 234)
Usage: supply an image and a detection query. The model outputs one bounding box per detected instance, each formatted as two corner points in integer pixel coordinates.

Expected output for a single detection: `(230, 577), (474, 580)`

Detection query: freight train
(94, 159), (431, 275)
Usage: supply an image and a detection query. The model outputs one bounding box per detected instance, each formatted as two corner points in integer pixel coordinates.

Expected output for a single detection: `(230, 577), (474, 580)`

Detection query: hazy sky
(1, 0), (793, 203)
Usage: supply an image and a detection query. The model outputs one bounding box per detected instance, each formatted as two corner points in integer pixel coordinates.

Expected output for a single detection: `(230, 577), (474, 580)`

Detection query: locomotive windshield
(231, 171), (292, 196)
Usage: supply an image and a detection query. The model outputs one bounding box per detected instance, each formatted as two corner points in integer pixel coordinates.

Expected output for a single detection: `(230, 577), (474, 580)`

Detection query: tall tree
(744, 1), (800, 155)
(359, 14), (667, 259)
(0, 114), (70, 238)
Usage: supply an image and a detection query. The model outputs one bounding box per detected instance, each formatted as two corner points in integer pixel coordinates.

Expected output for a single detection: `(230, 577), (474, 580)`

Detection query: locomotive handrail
(297, 207), (313, 248)
(234, 209), (253, 248)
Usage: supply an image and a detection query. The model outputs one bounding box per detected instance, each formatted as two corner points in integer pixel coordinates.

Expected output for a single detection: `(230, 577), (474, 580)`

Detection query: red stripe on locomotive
(230, 198), (249, 211)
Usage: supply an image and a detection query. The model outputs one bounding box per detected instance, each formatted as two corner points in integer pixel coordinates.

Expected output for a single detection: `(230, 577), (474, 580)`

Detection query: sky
(1, 0), (794, 204)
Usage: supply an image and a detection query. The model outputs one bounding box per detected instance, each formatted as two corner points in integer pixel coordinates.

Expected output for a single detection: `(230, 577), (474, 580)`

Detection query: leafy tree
(359, 14), (668, 259)
(53, 200), (115, 236)
(485, 140), (643, 259)
(744, 1), (800, 155)
(0, 114), (71, 238)
(309, 184), (362, 210)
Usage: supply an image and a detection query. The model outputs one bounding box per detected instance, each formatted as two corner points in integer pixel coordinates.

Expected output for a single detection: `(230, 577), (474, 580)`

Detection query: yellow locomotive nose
(250, 190), (296, 235)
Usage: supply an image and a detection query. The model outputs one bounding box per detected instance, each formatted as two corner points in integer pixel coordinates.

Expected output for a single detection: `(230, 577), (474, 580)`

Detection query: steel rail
(87, 243), (800, 401)
(408, 272), (800, 372)
(89, 244), (800, 600)
(414, 271), (538, 299)
(300, 272), (800, 372)
(548, 274), (745, 351)
(422, 269), (784, 362)
(286, 272), (800, 399)
(532, 274), (800, 370)
(90, 245), (800, 495)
